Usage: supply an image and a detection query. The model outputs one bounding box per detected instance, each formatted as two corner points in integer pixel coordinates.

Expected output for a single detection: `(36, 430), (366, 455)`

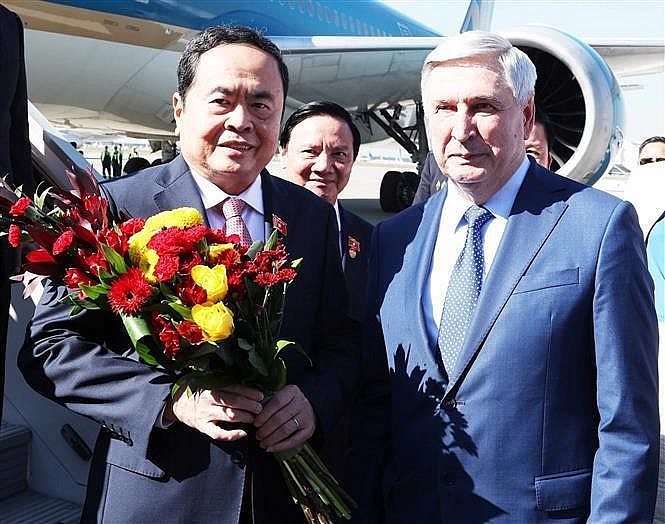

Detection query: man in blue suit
(280, 101), (373, 324)
(19, 26), (355, 523)
(349, 31), (659, 522)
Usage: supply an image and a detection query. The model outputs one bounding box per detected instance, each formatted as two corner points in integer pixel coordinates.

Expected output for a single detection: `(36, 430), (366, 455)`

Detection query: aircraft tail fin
(460, 0), (495, 32)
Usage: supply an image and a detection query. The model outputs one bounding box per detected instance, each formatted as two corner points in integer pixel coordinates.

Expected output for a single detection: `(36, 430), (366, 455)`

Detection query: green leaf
(159, 283), (178, 301)
(248, 349), (269, 376)
(245, 239), (265, 259)
(79, 283), (109, 300)
(120, 314), (159, 365)
(101, 243), (127, 274)
(276, 339), (311, 366)
(167, 301), (193, 321)
(291, 258), (303, 270)
(237, 337), (253, 351)
(97, 266), (114, 284)
(264, 229), (279, 250)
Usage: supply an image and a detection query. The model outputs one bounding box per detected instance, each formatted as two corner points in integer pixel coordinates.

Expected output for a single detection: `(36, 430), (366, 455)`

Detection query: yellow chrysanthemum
(127, 207), (204, 282)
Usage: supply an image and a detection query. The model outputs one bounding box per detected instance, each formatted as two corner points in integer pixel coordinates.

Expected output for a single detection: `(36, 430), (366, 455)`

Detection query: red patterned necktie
(221, 197), (252, 246)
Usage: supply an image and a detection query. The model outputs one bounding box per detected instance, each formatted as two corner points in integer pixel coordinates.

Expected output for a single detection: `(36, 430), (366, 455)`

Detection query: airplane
(0, 1), (663, 519)
(4, 0), (664, 212)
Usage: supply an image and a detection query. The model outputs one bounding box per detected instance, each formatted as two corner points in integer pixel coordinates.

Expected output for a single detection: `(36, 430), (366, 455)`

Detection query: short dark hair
(534, 106), (552, 147)
(177, 25), (289, 103)
(639, 136), (665, 155)
(279, 101), (361, 159)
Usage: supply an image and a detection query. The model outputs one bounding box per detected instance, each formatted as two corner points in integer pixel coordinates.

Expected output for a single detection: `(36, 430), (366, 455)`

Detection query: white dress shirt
(424, 156), (530, 345)
(190, 170), (265, 242)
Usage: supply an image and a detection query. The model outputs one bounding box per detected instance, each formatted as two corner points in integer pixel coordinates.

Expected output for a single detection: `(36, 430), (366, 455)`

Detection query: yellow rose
(191, 264), (228, 303)
(191, 302), (234, 341)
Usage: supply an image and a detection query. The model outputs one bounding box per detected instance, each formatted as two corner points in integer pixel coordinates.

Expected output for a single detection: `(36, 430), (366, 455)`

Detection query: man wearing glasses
(638, 136), (665, 166)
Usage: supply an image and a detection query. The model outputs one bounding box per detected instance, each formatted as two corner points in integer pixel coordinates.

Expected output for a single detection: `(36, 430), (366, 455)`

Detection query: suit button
(230, 451), (246, 465)
(441, 471), (456, 486)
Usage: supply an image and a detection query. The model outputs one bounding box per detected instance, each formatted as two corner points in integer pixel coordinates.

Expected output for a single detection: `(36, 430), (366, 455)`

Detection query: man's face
(173, 43), (284, 195)
(525, 121), (551, 169)
(424, 58), (534, 203)
(282, 115), (355, 205)
(639, 141), (665, 166)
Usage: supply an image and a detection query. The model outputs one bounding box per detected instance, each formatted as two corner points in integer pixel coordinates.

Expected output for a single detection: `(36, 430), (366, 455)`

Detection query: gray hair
(421, 31), (537, 108)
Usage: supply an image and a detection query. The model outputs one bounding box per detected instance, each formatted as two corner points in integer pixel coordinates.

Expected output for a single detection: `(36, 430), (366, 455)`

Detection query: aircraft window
(333, 9), (339, 26)
(341, 12), (347, 29)
(316, 2), (323, 21)
(298, 0), (305, 13)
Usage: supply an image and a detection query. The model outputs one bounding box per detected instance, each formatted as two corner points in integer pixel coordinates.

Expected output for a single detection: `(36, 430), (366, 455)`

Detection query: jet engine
(502, 26), (624, 185)
(377, 26), (624, 212)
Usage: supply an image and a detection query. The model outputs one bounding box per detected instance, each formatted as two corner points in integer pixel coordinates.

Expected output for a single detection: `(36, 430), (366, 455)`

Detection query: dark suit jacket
(339, 205), (373, 323)
(1, 5), (33, 422)
(349, 159), (659, 522)
(19, 156), (357, 523)
(412, 151), (445, 205)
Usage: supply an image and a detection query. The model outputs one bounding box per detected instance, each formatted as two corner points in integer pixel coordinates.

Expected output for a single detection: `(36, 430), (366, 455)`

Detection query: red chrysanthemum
(178, 251), (203, 274)
(8, 224), (22, 247)
(9, 197), (31, 217)
(119, 217), (146, 237)
(52, 230), (75, 256)
(153, 254), (180, 282)
(177, 321), (204, 344)
(107, 268), (154, 315)
(254, 268), (297, 288)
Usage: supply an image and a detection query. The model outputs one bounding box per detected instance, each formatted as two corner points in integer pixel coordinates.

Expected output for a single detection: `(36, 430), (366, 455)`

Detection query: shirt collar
(444, 155), (530, 230)
(190, 169), (264, 215)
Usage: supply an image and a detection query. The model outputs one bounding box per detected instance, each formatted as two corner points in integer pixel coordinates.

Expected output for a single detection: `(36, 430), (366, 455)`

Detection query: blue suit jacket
(349, 159), (659, 523)
(339, 205), (373, 324)
(19, 156), (356, 523)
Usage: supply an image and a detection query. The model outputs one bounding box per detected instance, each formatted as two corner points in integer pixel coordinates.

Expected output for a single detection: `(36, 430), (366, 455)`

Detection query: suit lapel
(153, 156), (207, 219)
(444, 164), (570, 396)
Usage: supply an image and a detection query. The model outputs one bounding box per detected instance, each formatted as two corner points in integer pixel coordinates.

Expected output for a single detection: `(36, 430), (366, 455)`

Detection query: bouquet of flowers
(0, 172), (355, 523)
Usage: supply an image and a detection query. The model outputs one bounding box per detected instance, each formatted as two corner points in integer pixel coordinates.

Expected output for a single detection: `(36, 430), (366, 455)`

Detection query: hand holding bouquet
(0, 174), (355, 523)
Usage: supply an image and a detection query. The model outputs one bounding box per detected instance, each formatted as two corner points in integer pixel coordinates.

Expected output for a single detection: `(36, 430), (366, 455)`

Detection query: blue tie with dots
(438, 205), (493, 377)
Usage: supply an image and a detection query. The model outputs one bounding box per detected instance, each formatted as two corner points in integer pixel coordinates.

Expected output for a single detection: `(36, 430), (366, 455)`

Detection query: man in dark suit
(349, 31), (658, 522)
(280, 101), (373, 477)
(0, 4), (33, 423)
(279, 101), (373, 324)
(19, 26), (355, 523)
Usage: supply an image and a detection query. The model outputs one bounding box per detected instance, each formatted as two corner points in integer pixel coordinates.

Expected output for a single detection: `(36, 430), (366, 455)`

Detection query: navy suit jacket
(348, 159), (659, 523)
(19, 156), (356, 523)
(339, 205), (373, 324)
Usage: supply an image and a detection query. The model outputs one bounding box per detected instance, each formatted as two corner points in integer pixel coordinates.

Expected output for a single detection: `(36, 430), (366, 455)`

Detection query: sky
(384, 0), (665, 146)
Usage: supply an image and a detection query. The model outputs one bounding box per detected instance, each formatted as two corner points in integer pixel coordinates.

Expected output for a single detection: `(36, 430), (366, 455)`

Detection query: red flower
(9, 197), (31, 217)
(119, 217), (146, 237)
(52, 230), (75, 256)
(63, 268), (96, 289)
(177, 321), (203, 344)
(98, 227), (127, 256)
(150, 312), (181, 358)
(8, 224), (22, 247)
(153, 254), (180, 282)
(176, 279), (207, 306)
(178, 252), (203, 274)
(24, 248), (59, 276)
(107, 268), (154, 315)
(77, 249), (109, 277)
(254, 268), (297, 288)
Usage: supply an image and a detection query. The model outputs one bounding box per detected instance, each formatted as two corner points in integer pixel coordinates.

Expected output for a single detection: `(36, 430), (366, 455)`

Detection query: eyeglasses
(639, 157), (665, 165)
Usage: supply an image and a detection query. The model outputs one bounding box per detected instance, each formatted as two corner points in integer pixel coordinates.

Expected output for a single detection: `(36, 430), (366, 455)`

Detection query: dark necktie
(222, 197), (252, 246)
(438, 205), (493, 376)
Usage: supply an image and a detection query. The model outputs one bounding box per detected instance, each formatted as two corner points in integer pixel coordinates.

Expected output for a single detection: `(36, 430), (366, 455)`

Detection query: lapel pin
(347, 235), (360, 259)
(272, 214), (287, 236)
